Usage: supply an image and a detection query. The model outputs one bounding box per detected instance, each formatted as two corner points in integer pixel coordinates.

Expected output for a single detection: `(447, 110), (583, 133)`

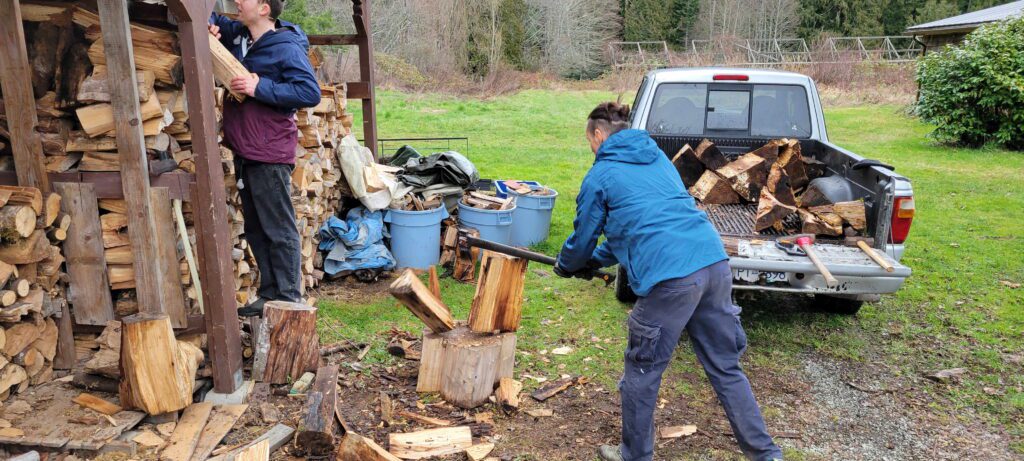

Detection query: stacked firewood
(0, 185), (69, 398)
(678, 139), (866, 236)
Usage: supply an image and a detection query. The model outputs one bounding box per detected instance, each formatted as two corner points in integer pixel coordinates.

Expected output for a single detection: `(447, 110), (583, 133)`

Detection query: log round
(262, 301), (319, 384)
(439, 326), (501, 409)
(118, 313), (203, 414)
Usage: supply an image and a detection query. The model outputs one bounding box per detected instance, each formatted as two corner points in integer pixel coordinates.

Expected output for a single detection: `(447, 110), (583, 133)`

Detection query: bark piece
(777, 139), (808, 189)
(496, 378), (522, 412)
(296, 365), (340, 457)
(833, 200), (867, 232)
(531, 375), (585, 402)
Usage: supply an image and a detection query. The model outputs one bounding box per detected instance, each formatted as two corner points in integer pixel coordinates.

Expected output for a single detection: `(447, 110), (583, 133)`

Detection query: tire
(813, 294), (863, 315)
(614, 265), (638, 304)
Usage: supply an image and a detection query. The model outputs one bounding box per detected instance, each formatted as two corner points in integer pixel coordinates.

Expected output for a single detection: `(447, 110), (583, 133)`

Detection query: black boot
(237, 297), (269, 317)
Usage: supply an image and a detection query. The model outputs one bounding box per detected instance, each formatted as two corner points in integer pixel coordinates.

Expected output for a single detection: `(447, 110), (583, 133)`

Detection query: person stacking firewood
(554, 102), (784, 461)
(208, 0), (321, 316)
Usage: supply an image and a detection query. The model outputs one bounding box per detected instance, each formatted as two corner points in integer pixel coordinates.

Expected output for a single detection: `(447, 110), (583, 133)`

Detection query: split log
(694, 139), (728, 170)
(336, 432), (401, 461)
(717, 153), (768, 202)
(390, 269), (455, 333)
(833, 200), (867, 232)
(754, 188), (798, 232)
(468, 251), (527, 333)
(670, 144), (704, 187)
(689, 170), (741, 204)
(209, 33), (250, 101)
(119, 313), (204, 415)
(799, 209), (842, 236)
(748, 140), (780, 163)
(797, 181), (831, 208)
(803, 156), (827, 181)
(87, 38), (182, 86)
(30, 318), (58, 361)
(416, 330), (444, 393)
(777, 139), (808, 189)
(75, 96), (163, 138)
(496, 378), (522, 412)
(84, 320), (120, 378)
(77, 66), (156, 104)
(262, 301), (319, 384)
(3, 323), (41, 358)
(0, 364), (28, 395)
(496, 332), (516, 383)
(0, 230), (49, 265)
(387, 427), (473, 460)
(72, 392), (123, 415)
(0, 186), (43, 215)
(296, 365), (340, 457)
(766, 163), (797, 207)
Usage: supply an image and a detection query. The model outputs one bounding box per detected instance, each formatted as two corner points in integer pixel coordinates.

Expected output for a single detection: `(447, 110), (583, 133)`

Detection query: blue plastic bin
(495, 180), (541, 199)
(509, 188), (558, 246)
(458, 201), (515, 247)
(384, 205), (449, 269)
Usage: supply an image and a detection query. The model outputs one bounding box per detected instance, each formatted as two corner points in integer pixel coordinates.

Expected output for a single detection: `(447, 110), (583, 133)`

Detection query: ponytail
(587, 102), (631, 136)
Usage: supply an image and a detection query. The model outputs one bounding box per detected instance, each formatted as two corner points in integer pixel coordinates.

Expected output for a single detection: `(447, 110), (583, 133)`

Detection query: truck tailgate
(729, 239), (910, 278)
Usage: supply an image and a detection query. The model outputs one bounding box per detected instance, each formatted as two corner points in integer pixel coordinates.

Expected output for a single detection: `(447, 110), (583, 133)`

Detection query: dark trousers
(620, 260), (782, 461)
(235, 157), (301, 302)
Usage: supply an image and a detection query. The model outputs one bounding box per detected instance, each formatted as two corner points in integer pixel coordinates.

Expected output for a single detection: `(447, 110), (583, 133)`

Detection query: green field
(318, 89), (1024, 453)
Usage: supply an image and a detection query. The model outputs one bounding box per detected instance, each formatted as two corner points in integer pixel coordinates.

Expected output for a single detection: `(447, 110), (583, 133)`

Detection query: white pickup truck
(615, 68), (914, 314)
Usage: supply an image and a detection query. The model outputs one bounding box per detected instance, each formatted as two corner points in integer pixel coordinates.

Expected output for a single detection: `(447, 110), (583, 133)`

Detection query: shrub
(915, 16), (1024, 150)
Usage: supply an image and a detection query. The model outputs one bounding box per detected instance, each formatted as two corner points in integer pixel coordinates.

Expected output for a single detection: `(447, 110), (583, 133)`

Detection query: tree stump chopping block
(262, 301), (319, 384)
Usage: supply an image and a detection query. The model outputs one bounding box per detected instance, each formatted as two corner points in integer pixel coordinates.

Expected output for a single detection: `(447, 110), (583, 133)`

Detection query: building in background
(905, 0), (1024, 52)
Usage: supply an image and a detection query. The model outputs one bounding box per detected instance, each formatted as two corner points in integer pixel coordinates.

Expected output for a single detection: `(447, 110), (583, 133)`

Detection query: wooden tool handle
(857, 240), (894, 273)
(799, 243), (839, 287)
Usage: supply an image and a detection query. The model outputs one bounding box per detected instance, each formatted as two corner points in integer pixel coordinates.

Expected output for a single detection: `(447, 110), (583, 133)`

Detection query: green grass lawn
(319, 90), (1024, 451)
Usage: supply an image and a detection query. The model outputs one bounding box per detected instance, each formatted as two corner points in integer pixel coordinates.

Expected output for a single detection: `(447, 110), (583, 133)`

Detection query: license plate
(732, 269), (789, 283)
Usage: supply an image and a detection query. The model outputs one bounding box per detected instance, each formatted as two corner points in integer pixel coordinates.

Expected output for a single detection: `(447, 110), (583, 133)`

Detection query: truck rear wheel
(614, 265), (638, 304)
(813, 294), (863, 315)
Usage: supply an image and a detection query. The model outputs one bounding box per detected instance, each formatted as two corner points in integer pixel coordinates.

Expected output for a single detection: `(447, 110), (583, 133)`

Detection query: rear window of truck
(646, 83), (812, 138)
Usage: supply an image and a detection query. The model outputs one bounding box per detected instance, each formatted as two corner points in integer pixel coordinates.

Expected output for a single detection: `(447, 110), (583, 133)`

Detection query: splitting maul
(457, 231), (616, 286)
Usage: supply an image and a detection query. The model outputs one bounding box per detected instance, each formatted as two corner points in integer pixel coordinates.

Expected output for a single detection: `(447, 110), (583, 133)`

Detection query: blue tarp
(318, 207), (396, 275)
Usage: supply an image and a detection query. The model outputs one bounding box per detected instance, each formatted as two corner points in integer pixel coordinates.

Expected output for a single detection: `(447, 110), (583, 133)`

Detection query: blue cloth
(318, 207), (396, 275)
(556, 129), (727, 297)
(619, 261), (782, 461)
(210, 14), (321, 110)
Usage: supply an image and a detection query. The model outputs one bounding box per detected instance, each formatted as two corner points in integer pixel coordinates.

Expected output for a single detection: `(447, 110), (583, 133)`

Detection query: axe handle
(463, 236), (615, 285)
(798, 242), (839, 287)
(857, 241), (894, 273)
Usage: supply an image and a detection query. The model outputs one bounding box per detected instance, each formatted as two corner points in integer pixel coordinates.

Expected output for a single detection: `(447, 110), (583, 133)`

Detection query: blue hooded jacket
(556, 129), (727, 297)
(210, 14), (321, 163)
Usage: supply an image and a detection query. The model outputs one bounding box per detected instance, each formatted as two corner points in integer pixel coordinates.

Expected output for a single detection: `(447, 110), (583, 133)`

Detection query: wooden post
(353, 0), (378, 158)
(95, 0), (167, 316)
(0, 0), (50, 193)
(169, 0), (243, 393)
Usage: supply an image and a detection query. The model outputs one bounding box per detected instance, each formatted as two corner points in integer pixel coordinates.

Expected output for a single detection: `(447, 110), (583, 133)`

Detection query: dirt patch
(311, 272), (396, 305)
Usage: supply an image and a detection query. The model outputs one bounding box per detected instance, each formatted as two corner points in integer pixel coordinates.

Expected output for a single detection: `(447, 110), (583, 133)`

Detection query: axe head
(843, 236), (875, 246)
(777, 233), (816, 246)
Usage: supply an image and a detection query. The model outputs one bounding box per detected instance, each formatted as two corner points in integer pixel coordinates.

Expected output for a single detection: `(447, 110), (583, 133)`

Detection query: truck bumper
(728, 240), (911, 295)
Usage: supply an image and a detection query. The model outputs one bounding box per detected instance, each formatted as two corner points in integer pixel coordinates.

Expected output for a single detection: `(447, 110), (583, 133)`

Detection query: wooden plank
(53, 300), (77, 369)
(161, 402), (214, 461)
(150, 187), (188, 328)
(188, 404), (248, 461)
(96, 0), (167, 316)
(205, 423), (294, 461)
(54, 182), (114, 325)
(0, 0), (50, 193)
(175, 13), (243, 394)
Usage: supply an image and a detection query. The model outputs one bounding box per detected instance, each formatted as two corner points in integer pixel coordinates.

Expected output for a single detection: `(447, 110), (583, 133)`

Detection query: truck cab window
(706, 90), (750, 132)
(751, 85), (812, 137)
(645, 83), (707, 135)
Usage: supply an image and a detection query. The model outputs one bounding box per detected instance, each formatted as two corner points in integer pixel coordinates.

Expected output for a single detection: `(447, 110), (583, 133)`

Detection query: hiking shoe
(597, 445), (624, 461)
(237, 297), (269, 317)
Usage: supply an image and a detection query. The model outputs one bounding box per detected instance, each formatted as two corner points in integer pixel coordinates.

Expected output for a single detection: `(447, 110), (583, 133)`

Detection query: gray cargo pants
(619, 260), (782, 461)
(235, 157), (302, 303)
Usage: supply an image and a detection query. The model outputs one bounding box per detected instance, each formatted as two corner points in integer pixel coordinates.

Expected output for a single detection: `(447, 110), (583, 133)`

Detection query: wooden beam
(172, 6), (243, 393)
(96, 0), (168, 317)
(353, 0), (377, 158)
(0, 171), (194, 200)
(309, 34), (360, 46)
(0, 0), (50, 193)
(344, 81), (372, 100)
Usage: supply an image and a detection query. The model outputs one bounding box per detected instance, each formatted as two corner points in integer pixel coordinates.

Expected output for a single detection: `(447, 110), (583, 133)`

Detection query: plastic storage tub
(508, 188), (558, 247)
(457, 201), (516, 247)
(385, 205), (449, 269)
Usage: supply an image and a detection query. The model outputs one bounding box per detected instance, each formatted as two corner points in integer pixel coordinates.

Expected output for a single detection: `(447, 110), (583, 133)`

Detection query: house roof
(905, 0), (1024, 35)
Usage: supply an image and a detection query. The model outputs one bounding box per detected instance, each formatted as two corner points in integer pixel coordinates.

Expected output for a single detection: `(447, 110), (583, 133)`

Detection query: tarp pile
(318, 206), (395, 275)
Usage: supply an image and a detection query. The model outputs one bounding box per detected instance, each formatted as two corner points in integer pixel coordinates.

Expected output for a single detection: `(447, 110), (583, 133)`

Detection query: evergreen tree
(279, 0), (340, 34)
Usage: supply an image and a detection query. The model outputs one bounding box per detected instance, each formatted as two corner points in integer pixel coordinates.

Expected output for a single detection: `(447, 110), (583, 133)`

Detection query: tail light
(713, 74), (749, 81)
(890, 196), (915, 244)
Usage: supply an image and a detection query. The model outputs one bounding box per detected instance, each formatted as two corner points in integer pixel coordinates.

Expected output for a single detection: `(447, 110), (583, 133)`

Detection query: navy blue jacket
(557, 129), (728, 297)
(210, 14), (320, 163)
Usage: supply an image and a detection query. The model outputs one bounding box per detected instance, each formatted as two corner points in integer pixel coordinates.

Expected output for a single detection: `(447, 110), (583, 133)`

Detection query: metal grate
(698, 203), (800, 237)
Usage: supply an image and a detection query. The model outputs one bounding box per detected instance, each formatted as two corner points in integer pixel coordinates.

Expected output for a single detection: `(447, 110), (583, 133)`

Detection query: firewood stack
(0, 185), (69, 398)
(678, 139), (867, 236)
(390, 250), (526, 409)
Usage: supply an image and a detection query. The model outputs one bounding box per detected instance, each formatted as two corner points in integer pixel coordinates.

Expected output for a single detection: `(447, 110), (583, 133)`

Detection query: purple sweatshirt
(211, 15), (321, 164)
